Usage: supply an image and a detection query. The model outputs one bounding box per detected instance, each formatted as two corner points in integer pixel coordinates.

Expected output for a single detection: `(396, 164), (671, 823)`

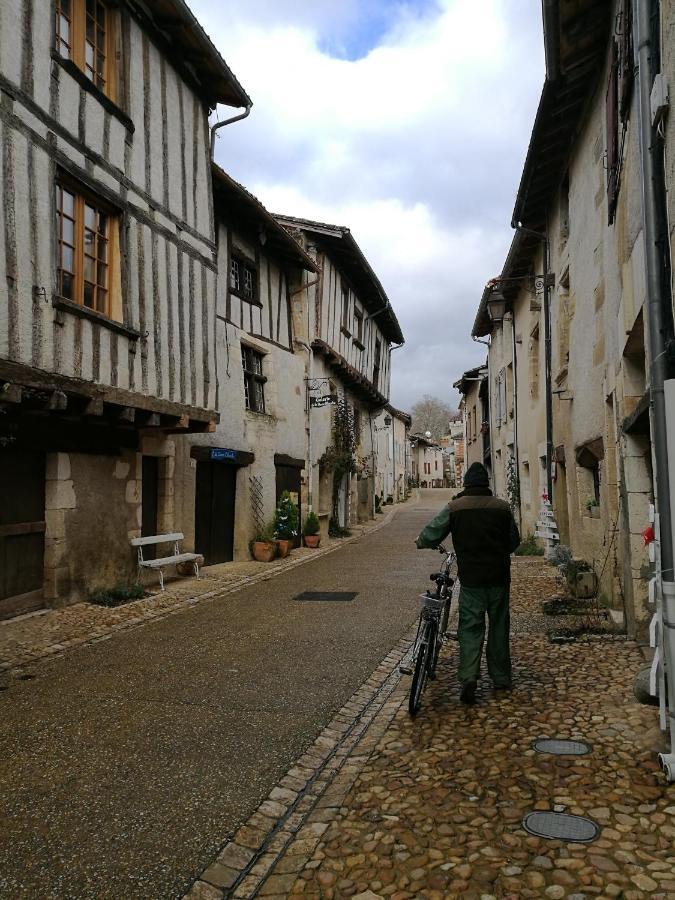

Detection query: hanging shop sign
(310, 395), (337, 408)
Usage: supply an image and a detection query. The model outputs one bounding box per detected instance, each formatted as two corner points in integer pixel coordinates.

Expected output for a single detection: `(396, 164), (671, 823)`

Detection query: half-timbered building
(276, 216), (404, 534)
(0, 0), (250, 615)
(174, 167), (316, 563)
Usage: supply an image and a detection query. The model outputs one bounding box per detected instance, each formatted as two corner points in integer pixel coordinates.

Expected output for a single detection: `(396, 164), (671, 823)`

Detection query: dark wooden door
(0, 447), (45, 618)
(141, 456), (160, 560)
(195, 462), (237, 565)
(275, 464), (302, 546)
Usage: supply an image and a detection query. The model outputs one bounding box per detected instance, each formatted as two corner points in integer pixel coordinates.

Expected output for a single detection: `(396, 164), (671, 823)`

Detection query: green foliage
(585, 497), (599, 510)
(274, 490), (299, 539)
(252, 521), (276, 544)
(303, 511), (320, 536)
(506, 455), (520, 514)
(90, 582), (145, 608)
(320, 398), (358, 523)
(514, 533), (544, 556)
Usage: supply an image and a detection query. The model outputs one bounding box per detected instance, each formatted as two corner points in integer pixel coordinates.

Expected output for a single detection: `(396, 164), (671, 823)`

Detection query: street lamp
(487, 290), (508, 323)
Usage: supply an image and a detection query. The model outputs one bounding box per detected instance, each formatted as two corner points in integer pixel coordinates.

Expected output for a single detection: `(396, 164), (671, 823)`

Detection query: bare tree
(410, 395), (457, 440)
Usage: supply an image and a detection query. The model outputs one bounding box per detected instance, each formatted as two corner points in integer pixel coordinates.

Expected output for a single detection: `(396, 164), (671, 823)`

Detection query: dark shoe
(460, 680), (477, 705)
(494, 681), (513, 691)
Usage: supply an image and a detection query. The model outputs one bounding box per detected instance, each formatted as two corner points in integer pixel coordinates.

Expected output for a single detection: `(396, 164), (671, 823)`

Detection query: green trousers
(457, 585), (512, 686)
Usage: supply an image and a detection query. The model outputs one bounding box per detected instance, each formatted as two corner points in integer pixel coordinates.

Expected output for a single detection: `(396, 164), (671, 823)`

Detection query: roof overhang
(276, 216), (404, 345)
(453, 365), (488, 395)
(311, 339), (388, 409)
(472, 229), (541, 337)
(212, 166), (317, 274)
(511, 1), (612, 231)
(136, 0), (251, 108)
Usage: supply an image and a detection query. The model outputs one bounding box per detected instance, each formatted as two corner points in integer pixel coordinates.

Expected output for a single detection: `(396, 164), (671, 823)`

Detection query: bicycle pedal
(399, 665), (413, 675)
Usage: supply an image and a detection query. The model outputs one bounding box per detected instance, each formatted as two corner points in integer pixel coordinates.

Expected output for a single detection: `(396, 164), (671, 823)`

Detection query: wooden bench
(130, 532), (200, 590)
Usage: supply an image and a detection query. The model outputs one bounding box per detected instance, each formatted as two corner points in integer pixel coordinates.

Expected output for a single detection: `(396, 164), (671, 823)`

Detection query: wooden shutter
(619, 0), (634, 120)
(606, 41), (619, 225)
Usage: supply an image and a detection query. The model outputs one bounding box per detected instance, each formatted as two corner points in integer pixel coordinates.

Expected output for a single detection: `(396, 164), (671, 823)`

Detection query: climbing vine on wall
(319, 397), (357, 523)
(506, 454), (521, 514)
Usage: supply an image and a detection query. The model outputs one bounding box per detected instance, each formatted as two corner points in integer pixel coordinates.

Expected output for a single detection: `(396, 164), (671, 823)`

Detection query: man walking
(415, 462), (520, 704)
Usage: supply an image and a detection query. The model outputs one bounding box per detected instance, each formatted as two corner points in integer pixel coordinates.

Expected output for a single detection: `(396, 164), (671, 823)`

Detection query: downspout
(633, 0), (675, 778)
(472, 334), (492, 483)
(210, 105), (252, 158)
(509, 311), (521, 527)
(512, 223), (554, 501)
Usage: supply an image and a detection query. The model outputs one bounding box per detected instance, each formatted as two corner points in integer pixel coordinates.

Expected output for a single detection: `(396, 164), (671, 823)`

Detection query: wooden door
(195, 462), (237, 565)
(275, 464), (302, 546)
(0, 447), (45, 618)
(141, 456), (159, 560)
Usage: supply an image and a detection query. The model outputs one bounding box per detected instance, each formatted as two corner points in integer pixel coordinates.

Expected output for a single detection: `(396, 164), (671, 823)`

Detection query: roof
(512, 1), (612, 230)
(212, 166), (317, 273)
(453, 365), (487, 395)
(411, 434), (440, 448)
(275, 215), (404, 345)
(385, 404), (412, 426)
(143, 0), (251, 108)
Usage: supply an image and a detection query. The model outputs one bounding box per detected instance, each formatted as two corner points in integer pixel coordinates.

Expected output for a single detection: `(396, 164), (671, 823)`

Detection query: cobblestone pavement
(186, 559), (673, 900)
(0, 504), (404, 679)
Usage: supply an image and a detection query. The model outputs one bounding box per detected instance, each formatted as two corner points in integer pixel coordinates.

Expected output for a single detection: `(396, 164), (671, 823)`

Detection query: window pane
(230, 259), (240, 291)
(86, 18), (94, 42)
(62, 245), (73, 272)
(98, 213), (108, 235)
(61, 271), (73, 300)
(96, 287), (107, 314)
(97, 262), (107, 287)
(84, 255), (95, 282)
(62, 189), (74, 217)
(97, 235), (107, 261)
(84, 204), (95, 230)
(59, 16), (70, 44)
(62, 217), (74, 246)
(255, 381), (265, 412)
(83, 282), (95, 309)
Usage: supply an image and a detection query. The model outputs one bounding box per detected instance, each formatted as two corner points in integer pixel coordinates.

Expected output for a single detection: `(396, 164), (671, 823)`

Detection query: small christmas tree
(274, 491), (299, 540)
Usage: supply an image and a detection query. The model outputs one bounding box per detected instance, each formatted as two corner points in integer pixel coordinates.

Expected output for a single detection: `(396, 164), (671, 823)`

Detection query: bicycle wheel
(426, 620), (441, 680)
(409, 624), (431, 716)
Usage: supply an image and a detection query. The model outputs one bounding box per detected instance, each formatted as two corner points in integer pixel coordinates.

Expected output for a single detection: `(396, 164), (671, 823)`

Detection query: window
(230, 254), (258, 303)
(56, 180), (115, 317)
(55, 0), (112, 95)
(241, 345), (266, 413)
(341, 283), (350, 328)
(354, 308), (364, 345)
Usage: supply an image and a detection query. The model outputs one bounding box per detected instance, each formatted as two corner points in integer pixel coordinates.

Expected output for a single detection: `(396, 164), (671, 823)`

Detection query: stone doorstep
(183, 635), (412, 900)
(2, 500), (410, 675)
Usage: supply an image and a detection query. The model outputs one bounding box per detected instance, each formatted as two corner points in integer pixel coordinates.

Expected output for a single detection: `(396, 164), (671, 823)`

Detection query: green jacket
(416, 487), (520, 587)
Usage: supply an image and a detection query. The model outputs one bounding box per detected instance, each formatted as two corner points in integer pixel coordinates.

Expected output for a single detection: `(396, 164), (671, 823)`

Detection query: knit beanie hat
(464, 462), (489, 488)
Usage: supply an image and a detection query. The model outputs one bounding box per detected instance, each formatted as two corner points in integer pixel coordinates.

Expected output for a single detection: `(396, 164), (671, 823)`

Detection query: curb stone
(0, 498), (414, 676)
(182, 631), (416, 900)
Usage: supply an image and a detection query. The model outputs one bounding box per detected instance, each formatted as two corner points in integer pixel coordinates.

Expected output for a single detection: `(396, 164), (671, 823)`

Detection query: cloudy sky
(190, 0), (545, 412)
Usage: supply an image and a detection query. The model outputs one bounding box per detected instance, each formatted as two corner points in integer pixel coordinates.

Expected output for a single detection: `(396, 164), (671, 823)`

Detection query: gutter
(541, 0), (560, 80)
(210, 104), (252, 158)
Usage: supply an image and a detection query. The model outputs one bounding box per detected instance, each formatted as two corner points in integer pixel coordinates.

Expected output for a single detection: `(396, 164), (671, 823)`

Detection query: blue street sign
(210, 448), (237, 462)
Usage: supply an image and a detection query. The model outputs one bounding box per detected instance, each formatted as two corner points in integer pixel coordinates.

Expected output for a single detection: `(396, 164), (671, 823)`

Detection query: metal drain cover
(533, 738), (592, 756)
(523, 811), (600, 843)
(294, 591), (358, 602)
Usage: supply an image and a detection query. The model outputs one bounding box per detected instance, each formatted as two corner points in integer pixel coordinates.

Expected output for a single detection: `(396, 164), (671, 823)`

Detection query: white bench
(130, 532), (200, 590)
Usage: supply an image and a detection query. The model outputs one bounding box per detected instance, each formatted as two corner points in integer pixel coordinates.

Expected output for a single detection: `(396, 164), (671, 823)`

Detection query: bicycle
(400, 544), (457, 716)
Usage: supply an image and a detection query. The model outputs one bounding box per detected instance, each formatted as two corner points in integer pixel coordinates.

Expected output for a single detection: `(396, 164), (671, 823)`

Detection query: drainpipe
(472, 335), (492, 483)
(511, 224), (554, 502)
(633, 0), (675, 779)
(210, 105), (252, 158)
(508, 310), (521, 527)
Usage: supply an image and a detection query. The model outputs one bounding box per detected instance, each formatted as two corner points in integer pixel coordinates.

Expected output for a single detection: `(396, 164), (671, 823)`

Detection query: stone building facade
(0, 0), (250, 615)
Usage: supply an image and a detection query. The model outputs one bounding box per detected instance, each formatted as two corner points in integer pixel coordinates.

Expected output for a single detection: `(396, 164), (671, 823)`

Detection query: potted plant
(585, 497), (600, 518)
(251, 521), (277, 562)
(303, 511), (321, 548)
(274, 490), (299, 558)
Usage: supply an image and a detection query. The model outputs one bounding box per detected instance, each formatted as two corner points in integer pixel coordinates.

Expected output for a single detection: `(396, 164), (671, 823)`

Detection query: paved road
(0, 491), (452, 899)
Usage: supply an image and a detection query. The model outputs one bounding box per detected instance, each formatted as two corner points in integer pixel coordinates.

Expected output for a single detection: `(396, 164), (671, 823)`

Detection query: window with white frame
(241, 345), (266, 413)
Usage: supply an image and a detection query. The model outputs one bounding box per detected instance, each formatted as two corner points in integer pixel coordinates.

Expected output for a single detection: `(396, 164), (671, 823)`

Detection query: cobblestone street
(187, 560), (674, 900)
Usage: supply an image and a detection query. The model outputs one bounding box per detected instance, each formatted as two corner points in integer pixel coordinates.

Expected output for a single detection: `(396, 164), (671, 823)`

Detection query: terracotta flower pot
(251, 541), (277, 562)
(303, 534), (320, 548)
(275, 538), (292, 559)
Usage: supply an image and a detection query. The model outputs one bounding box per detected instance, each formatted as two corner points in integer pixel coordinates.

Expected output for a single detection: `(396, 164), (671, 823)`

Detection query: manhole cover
(533, 738), (592, 756)
(522, 811), (600, 843)
(294, 591), (358, 602)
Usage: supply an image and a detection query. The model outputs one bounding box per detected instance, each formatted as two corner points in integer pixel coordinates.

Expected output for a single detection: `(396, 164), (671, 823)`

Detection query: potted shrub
(585, 497), (600, 518)
(251, 522), (277, 562)
(274, 490), (299, 558)
(303, 511), (321, 548)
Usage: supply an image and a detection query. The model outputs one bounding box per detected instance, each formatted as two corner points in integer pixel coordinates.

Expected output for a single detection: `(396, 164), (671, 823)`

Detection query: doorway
(275, 460), (302, 546)
(0, 447), (46, 619)
(141, 456), (160, 559)
(195, 461), (237, 565)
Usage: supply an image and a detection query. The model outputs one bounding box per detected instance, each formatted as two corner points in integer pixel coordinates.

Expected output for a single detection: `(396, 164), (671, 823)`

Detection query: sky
(190, 0), (545, 412)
